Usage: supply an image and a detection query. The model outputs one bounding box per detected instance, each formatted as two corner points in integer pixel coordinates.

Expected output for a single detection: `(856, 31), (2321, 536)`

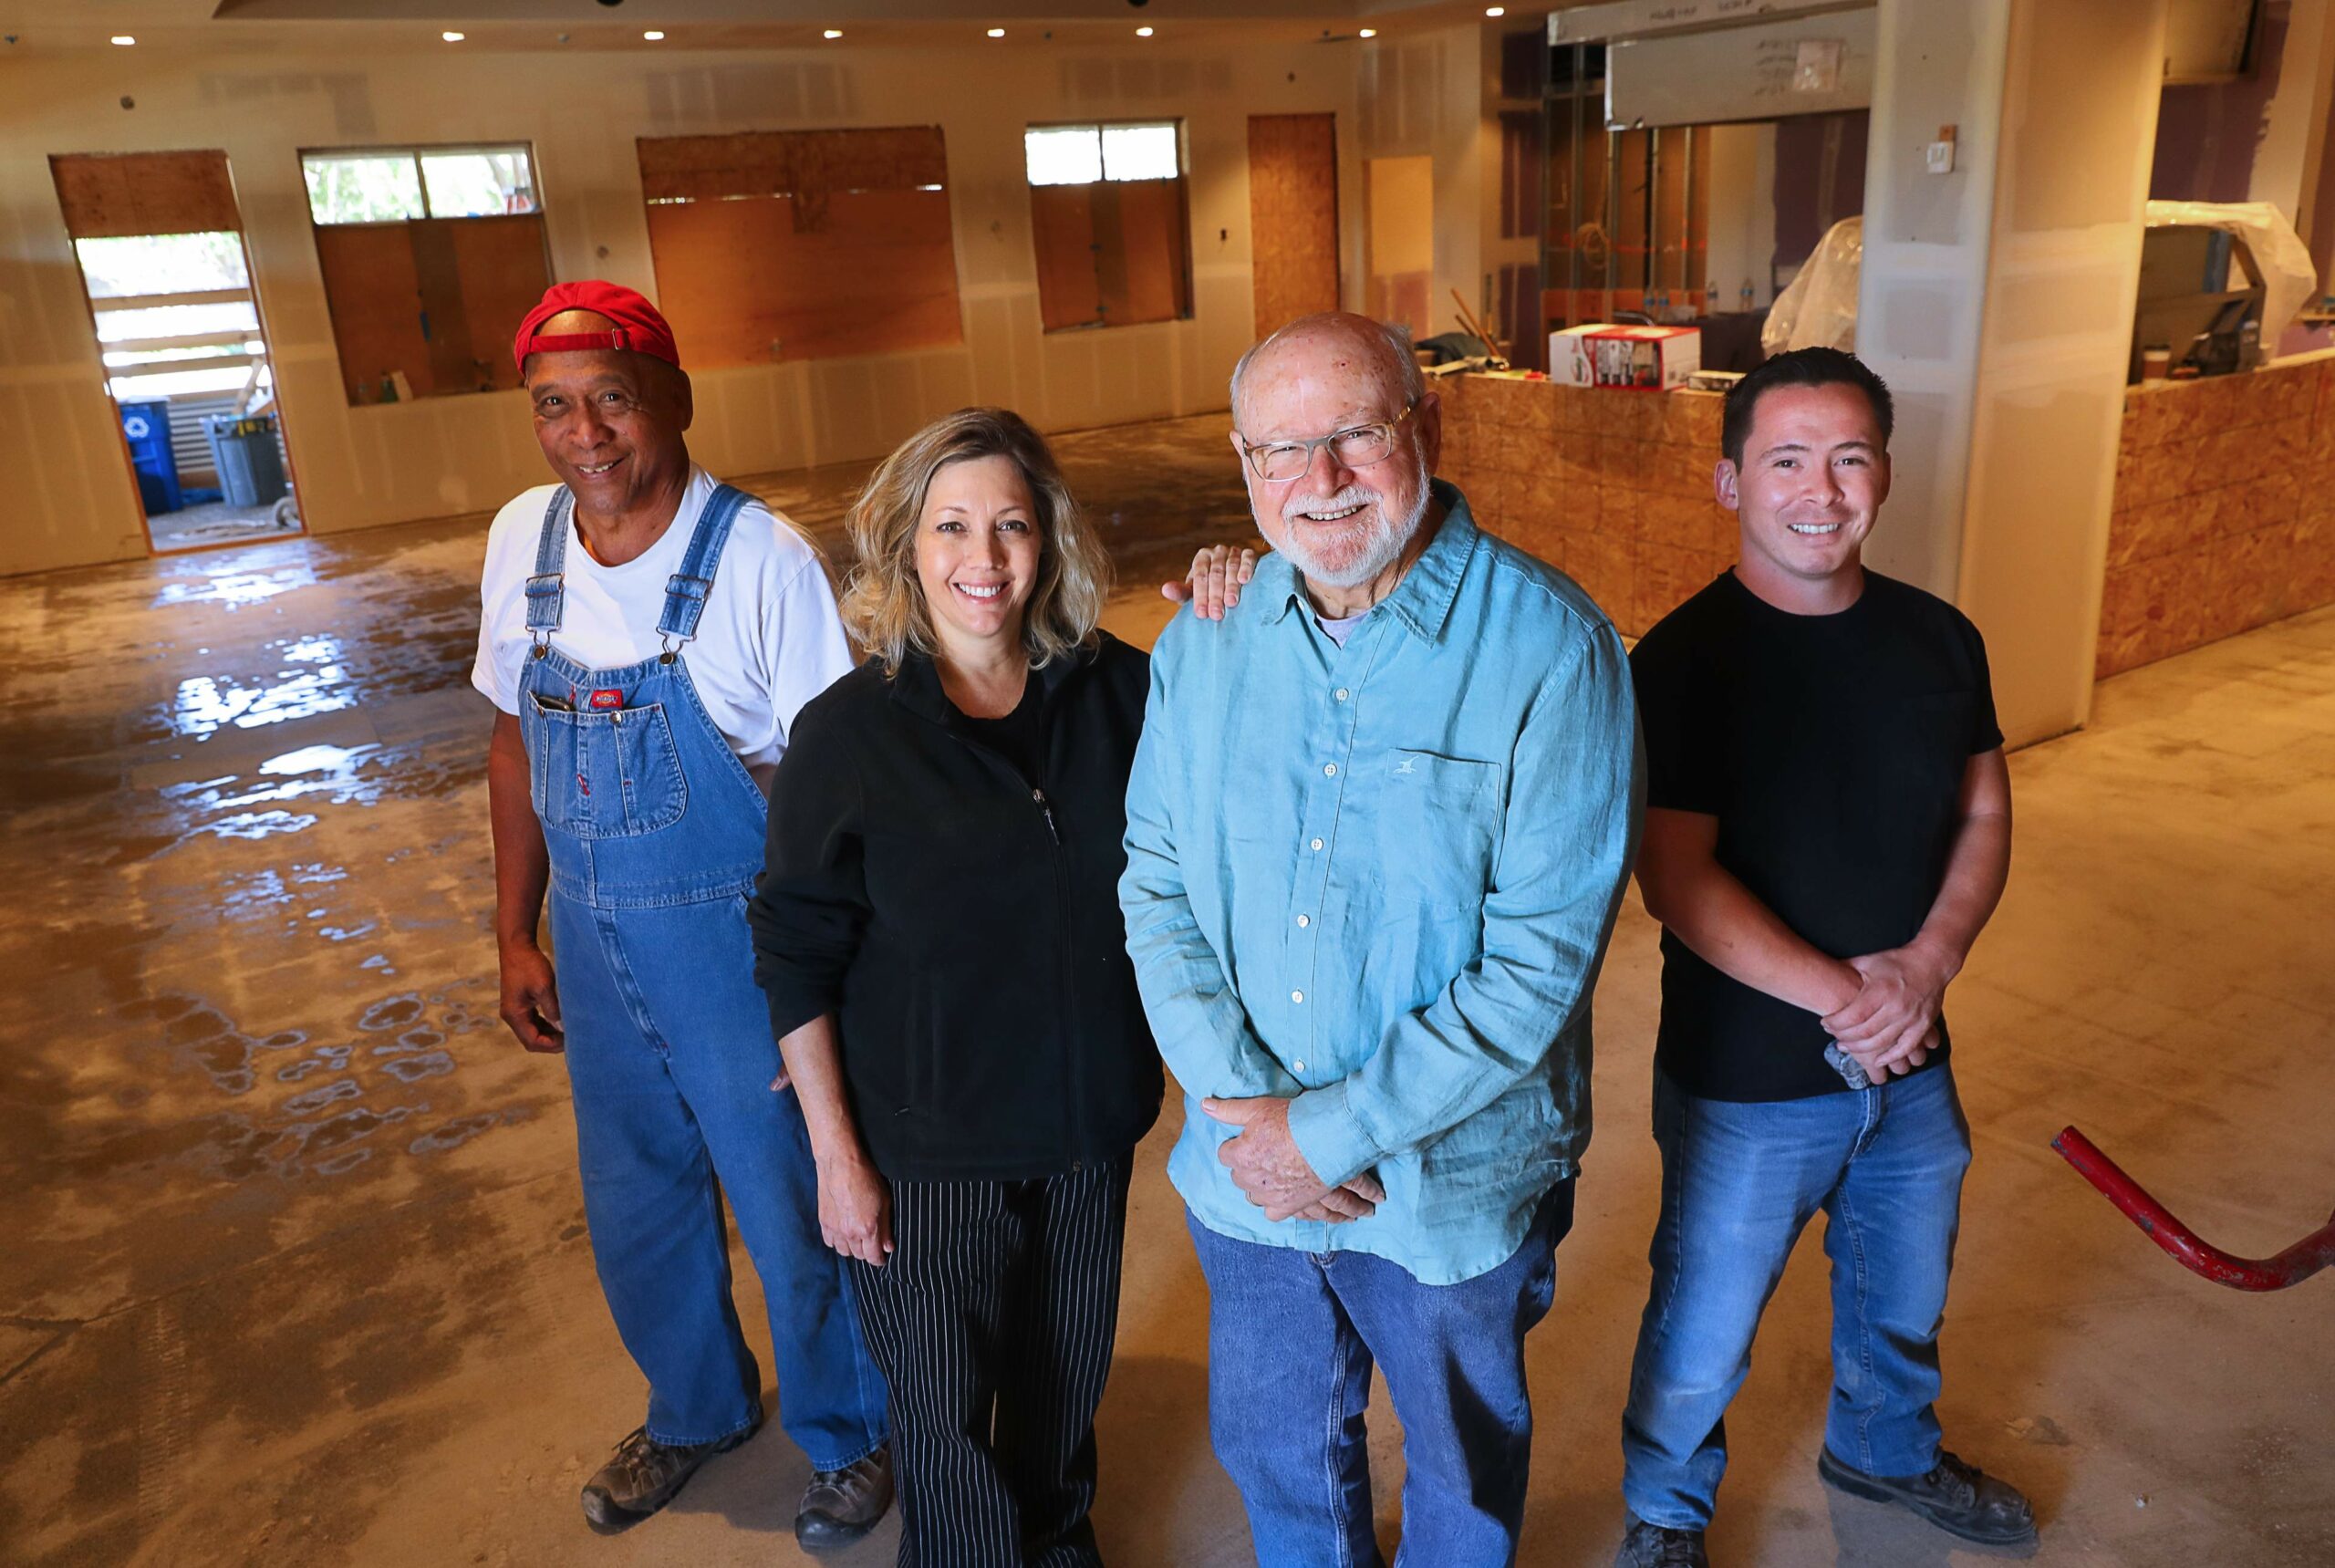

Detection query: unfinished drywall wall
(1705, 122), (1780, 307)
(1366, 155), (1436, 337)
(1355, 25), (1486, 353)
(0, 36), (1356, 576)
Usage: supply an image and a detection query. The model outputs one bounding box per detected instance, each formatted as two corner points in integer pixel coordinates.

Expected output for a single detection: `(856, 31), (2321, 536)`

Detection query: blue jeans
(555, 891), (890, 1465)
(1186, 1181), (1573, 1567)
(1620, 1064), (1972, 1531)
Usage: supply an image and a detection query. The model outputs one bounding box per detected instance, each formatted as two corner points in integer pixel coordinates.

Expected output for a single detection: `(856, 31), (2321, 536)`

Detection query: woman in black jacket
(749, 408), (1158, 1567)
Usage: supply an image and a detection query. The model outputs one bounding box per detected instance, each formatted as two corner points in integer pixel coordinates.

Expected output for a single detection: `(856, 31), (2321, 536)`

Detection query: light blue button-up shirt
(1121, 483), (1642, 1284)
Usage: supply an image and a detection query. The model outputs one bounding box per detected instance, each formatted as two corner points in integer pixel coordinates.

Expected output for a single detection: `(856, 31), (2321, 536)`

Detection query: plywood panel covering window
(637, 126), (963, 369)
(300, 143), (550, 405)
(52, 151), (242, 241)
(1247, 114), (1340, 338)
(1024, 122), (1193, 333)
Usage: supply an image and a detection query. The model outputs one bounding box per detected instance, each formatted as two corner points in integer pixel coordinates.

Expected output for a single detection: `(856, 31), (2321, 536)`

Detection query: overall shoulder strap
(524, 488), (575, 649)
(656, 483), (754, 648)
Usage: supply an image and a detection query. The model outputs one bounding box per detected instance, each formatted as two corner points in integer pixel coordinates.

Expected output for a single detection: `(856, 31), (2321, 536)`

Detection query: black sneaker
(1818, 1447), (2038, 1546)
(579, 1421), (758, 1535)
(794, 1445), (895, 1553)
(1614, 1515), (1710, 1567)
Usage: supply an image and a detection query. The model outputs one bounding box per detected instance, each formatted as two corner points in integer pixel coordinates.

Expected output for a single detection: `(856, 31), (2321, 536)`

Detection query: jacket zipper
(934, 701), (1083, 1164)
(1043, 781), (1081, 1165)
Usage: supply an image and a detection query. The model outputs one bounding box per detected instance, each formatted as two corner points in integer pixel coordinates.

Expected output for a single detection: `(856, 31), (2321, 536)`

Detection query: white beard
(1273, 460), (1431, 588)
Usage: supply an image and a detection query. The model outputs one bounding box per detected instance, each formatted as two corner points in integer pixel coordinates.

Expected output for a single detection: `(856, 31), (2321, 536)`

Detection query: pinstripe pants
(847, 1155), (1132, 1568)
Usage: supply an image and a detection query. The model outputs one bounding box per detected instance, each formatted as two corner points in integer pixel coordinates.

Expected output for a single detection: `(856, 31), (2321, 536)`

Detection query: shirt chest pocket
(524, 695), (689, 839)
(1372, 750), (1504, 911)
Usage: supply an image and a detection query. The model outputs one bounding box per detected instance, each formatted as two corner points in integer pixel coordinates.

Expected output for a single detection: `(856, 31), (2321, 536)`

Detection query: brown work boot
(579, 1421), (758, 1535)
(1614, 1516), (1710, 1566)
(794, 1445), (894, 1553)
(1818, 1447), (2038, 1547)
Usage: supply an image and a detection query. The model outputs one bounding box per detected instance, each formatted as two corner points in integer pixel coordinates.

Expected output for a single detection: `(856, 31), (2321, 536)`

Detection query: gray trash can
(203, 413), (289, 509)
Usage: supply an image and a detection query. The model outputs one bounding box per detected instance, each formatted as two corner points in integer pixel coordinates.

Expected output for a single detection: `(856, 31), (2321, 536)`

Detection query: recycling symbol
(123, 416), (151, 439)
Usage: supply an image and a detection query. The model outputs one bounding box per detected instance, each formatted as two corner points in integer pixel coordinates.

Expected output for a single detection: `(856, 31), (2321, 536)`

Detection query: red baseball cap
(513, 281), (682, 373)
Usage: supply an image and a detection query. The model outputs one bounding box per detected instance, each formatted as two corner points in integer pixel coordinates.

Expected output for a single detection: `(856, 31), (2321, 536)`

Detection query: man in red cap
(473, 282), (893, 1546)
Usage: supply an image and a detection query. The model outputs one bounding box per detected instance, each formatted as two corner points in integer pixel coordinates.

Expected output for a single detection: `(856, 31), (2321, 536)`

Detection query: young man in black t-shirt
(1612, 348), (2037, 1568)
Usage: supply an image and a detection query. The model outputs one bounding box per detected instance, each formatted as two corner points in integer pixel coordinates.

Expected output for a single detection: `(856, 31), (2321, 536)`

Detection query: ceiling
(0, 0), (1528, 53)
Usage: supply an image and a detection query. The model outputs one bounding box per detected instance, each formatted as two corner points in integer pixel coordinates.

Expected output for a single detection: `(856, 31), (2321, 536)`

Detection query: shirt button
(1296, 914), (1310, 928)
(1334, 688), (1349, 701)
(1310, 837), (1324, 852)
(1292, 990), (1305, 1003)
(1293, 1058), (1307, 1073)
(1323, 763), (1337, 777)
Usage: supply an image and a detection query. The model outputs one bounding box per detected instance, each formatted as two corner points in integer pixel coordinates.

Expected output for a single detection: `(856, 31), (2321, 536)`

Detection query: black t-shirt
(1630, 569), (2003, 1102)
(957, 670), (1045, 786)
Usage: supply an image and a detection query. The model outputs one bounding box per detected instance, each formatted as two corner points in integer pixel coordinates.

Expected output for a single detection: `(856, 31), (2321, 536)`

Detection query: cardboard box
(1549, 324), (1704, 390)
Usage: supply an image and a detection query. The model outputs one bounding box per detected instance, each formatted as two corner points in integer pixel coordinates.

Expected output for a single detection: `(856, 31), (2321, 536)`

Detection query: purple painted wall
(1773, 109), (1869, 271)
(2151, 0), (2288, 202)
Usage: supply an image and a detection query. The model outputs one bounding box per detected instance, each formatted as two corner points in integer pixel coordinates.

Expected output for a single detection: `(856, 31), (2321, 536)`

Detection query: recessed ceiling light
(110, 35), (136, 46)
(441, 31), (464, 43)
(1485, 5), (1506, 16)
(824, 28), (843, 39)
(987, 27), (1006, 38)
(1136, 26), (1153, 36)
(642, 30), (665, 42)
(1359, 28), (1377, 38)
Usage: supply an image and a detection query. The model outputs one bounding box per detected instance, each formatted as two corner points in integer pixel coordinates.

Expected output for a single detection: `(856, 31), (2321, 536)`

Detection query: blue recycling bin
(203, 413), (289, 509)
(119, 400), (183, 514)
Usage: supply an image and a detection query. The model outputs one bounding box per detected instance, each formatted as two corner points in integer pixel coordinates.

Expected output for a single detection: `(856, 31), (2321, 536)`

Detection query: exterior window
(76, 233), (265, 400)
(298, 143), (551, 403)
(1023, 121), (1193, 332)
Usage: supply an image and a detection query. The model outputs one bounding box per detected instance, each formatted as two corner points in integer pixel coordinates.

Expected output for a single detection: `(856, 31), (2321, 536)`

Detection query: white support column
(1855, 0), (2016, 607)
(1861, 0), (2167, 745)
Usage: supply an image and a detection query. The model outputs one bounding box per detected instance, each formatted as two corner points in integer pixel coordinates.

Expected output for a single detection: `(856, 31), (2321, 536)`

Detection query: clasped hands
(1821, 938), (1957, 1080)
(1204, 1096), (1385, 1223)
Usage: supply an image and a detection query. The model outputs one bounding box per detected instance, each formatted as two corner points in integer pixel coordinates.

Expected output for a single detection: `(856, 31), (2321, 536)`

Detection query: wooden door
(1247, 114), (1340, 337)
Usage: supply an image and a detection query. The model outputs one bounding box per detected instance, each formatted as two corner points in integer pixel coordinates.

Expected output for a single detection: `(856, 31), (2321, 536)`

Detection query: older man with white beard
(1120, 313), (1642, 1563)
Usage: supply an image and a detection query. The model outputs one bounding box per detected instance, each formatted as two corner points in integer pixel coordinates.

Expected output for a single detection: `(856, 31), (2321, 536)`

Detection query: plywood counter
(1435, 373), (1734, 638)
(2100, 350), (2335, 677)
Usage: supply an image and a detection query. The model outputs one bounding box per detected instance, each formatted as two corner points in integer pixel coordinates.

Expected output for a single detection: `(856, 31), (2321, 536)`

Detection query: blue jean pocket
(526, 695), (689, 838)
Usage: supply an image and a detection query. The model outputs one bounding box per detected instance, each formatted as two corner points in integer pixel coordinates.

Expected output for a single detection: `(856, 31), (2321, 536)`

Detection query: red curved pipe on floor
(2052, 1127), (2335, 1291)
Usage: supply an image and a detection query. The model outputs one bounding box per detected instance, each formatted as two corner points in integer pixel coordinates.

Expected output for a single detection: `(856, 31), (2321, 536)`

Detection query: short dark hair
(1720, 347), (1894, 467)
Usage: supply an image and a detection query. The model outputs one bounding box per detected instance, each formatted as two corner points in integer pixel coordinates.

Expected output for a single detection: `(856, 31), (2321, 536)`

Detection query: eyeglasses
(1237, 402), (1417, 483)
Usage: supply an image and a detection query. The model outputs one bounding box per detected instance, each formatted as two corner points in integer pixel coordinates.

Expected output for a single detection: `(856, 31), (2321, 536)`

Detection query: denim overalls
(519, 483), (887, 1464)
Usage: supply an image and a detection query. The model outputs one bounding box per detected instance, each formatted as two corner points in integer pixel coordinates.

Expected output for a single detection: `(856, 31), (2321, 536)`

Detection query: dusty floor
(145, 497), (302, 555)
(3, 412), (2330, 1567)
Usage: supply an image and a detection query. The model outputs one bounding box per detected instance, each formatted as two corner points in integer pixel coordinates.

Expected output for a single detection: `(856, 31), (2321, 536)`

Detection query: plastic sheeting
(1758, 203), (2318, 362)
(1761, 216), (1863, 358)
(2143, 199), (2319, 349)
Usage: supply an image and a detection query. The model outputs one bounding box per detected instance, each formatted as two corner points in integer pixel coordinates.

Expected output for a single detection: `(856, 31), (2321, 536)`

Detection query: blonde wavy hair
(842, 407), (1111, 674)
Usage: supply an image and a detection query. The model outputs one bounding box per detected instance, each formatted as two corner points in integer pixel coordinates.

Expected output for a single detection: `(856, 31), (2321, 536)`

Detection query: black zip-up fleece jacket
(750, 634), (1162, 1182)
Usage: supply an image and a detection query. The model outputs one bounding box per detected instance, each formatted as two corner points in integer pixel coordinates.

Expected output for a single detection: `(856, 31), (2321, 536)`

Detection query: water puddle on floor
(150, 561), (317, 612)
(150, 743), (408, 854)
(164, 672), (359, 738)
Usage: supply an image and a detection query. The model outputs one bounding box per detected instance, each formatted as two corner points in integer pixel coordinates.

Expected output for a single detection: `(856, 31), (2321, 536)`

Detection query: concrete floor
(3, 412), (2330, 1567)
(146, 497), (302, 555)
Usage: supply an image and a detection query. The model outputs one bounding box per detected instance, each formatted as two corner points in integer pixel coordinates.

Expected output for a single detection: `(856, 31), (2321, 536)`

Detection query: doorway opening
(49, 151), (304, 555)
